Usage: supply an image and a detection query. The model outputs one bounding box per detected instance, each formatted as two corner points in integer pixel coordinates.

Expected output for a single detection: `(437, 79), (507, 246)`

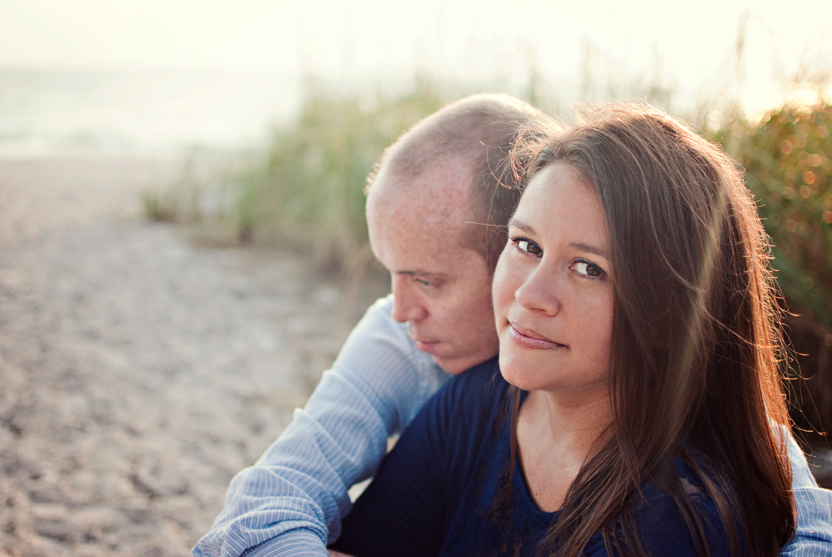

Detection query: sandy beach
(0, 157), (376, 556)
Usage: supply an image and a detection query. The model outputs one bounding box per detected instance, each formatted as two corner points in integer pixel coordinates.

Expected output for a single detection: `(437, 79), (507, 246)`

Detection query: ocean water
(0, 68), (301, 158)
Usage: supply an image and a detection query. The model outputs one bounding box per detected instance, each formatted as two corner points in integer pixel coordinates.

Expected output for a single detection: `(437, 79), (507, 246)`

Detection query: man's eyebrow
(396, 270), (444, 278)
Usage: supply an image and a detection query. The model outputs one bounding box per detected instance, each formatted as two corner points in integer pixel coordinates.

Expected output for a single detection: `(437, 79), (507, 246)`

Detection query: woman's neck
(516, 388), (613, 512)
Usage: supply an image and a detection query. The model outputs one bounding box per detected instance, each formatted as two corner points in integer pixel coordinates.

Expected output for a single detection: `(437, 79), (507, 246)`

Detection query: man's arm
(781, 434), (832, 556)
(193, 295), (448, 557)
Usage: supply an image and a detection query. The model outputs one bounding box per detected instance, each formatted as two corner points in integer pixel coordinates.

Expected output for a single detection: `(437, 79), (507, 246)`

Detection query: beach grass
(715, 103), (832, 329)
(142, 81), (832, 435)
(227, 77), (447, 269)
(146, 83), (830, 326)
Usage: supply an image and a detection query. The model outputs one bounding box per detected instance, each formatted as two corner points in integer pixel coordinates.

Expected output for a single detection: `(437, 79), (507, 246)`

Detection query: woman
(331, 104), (795, 556)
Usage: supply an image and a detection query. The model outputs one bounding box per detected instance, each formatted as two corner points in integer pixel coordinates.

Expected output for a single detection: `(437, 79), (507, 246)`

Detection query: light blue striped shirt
(193, 295), (832, 557)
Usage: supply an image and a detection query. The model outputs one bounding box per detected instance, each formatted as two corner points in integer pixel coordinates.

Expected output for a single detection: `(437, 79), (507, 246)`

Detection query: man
(194, 95), (832, 557)
(194, 94), (538, 557)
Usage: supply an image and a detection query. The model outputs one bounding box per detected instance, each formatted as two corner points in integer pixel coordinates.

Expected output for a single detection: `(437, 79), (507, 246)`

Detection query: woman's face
(493, 162), (614, 397)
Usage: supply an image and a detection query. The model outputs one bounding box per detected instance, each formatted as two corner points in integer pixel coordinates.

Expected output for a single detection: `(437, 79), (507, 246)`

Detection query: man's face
(367, 164), (499, 374)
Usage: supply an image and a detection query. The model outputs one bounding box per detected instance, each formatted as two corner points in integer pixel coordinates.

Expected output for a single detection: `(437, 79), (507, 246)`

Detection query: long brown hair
(509, 104), (795, 556)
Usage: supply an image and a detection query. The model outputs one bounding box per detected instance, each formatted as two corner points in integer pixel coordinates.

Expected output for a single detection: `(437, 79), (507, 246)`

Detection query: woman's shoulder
(630, 457), (733, 556)
(583, 456), (734, 556)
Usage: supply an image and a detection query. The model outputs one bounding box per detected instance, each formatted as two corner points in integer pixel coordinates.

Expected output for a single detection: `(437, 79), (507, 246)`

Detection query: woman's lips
(508, 323), (565, 350)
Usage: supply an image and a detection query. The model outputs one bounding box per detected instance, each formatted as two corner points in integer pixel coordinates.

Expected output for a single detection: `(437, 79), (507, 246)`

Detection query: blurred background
(2, 0), (831, 156)
(0, 0), (830, 555)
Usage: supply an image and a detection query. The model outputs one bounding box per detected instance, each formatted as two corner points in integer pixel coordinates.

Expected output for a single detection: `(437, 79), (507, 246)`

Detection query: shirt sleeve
(192, 295), (448, 557)
(780, 433), (832, 556)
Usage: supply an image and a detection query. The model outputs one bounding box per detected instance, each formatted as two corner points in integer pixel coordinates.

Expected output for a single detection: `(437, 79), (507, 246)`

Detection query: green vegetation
(713, 103), (832, 437)
(143, 78), (832, 327)
(141, 153), (208, 224)
(145, 83), (832, 327)
(717, 104), (832, 329)
(153, 87), (830, 321)
(150, 91), (830, 340)
(230, 78), (446, 270)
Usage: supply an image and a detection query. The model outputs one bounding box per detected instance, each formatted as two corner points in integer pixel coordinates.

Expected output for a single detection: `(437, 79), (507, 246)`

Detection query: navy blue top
(332, 359), (733, 556)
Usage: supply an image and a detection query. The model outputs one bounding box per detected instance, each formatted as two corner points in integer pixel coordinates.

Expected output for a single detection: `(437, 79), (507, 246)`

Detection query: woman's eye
(572, 260), (606, 278)
(515, 239), (542, 256)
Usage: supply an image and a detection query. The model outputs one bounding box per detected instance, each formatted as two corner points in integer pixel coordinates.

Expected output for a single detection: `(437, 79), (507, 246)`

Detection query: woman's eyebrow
(507, 218), (535, 235)
(510, 218), (609, 258)
(570, 242), (608, 258)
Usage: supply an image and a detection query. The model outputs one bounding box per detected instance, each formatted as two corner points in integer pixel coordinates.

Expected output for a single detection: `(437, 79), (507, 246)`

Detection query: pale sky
(1, 0), (830, 113)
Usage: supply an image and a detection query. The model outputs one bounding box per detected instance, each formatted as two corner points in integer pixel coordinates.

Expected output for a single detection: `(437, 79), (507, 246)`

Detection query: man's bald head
(368, 94), (544, 271)
(365, 94), (545, 373)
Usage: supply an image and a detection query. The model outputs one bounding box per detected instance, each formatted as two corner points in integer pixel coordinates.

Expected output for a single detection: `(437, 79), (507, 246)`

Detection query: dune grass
(716, 103), (832, 329)
(144, 78), (831, 330)
(229, 78), (447, 270)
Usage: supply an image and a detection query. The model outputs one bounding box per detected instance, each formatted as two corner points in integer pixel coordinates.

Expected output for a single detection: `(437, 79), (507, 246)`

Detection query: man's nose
(391, 280), (428, 323)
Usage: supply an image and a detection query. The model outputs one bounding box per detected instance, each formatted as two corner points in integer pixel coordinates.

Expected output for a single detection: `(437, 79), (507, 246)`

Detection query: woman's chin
(499, 361), (545, 392)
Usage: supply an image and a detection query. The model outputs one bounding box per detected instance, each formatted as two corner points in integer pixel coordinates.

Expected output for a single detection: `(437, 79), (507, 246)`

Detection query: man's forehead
(370, 181), (471, 234)
(371, 156), (472, 203)
(369, 202), (480, 272)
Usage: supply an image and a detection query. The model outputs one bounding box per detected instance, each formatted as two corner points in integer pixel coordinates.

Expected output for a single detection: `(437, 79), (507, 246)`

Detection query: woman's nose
(514, 265), (561, 316)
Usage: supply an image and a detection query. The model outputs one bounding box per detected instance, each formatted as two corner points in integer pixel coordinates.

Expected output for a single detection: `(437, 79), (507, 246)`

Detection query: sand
(0, 157), (372, 556)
